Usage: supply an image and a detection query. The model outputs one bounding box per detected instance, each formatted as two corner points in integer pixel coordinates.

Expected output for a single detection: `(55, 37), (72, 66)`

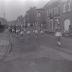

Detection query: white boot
(57, 41), (61, 46)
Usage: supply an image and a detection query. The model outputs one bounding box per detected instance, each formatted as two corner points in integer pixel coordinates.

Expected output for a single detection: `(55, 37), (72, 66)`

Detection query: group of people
(8, 23), (63, 47)
(8, 24), (41, 38)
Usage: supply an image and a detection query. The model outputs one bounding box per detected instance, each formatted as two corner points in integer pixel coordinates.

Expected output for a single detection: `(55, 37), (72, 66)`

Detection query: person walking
(55, 28), (62, 47)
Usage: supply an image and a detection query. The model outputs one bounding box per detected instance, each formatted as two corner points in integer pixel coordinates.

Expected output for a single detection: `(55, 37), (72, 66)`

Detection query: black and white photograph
(0, 0), (72, 72)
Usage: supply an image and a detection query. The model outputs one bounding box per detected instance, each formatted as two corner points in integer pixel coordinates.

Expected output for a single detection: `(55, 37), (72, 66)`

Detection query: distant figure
(55, 28), (62, 47)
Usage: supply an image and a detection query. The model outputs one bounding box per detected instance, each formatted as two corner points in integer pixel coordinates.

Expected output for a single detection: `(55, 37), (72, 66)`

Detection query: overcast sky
(0, 0), (50, 21)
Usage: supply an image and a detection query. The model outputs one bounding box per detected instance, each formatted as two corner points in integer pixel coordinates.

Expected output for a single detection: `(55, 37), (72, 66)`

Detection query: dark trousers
(56, 36), (61, 42)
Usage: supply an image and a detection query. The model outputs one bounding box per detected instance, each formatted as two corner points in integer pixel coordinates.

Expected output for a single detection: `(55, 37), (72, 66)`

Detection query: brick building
(43, 0), (72, 34)
(61, 0), (72, 33)
(44, 0), (62, 33)
(35, 8), (46, 31)
(24, 7), (46, 31)
(24, 0), (72, 34)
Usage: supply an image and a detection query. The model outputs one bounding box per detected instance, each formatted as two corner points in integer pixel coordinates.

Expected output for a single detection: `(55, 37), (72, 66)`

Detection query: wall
(44, 0), (61, 32)
(61, 0), (72, 33)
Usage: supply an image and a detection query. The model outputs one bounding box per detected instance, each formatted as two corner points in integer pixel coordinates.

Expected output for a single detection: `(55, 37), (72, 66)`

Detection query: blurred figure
(55, 28), (62, 47)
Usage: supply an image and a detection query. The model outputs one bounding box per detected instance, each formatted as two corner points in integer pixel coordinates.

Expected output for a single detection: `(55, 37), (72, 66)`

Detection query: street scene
(0, 0), (72, 72)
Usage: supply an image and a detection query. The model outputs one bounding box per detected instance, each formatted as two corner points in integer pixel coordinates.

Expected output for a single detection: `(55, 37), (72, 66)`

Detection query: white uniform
(55, 32), (62, 37)
(55, 31), (62, 46)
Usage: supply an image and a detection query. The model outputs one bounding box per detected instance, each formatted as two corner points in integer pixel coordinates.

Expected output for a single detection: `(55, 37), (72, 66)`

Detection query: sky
(0, 0), (50, 21)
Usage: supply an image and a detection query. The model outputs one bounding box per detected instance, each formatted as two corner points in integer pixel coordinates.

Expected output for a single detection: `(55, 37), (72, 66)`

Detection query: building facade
(44, 0), (62, 33)
(44, 0), (72, 33)
(24, 7), (46, 31)
(35, 8), (46, 31)
(24, 0), (72, 34)
(61, 0), (72, 33)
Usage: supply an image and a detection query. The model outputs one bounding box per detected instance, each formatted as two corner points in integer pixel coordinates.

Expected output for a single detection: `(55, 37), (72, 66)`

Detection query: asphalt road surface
(0, 56), (72, 72)
(0, 33), (72, 72)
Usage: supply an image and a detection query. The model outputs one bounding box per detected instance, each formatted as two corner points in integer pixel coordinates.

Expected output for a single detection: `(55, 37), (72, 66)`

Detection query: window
(63, 4), (66, 13)
(64, 19), (70, 32)
(30, 24), (33, 27)
(27, 23), (30, 27)
(37, 12), (41, 17)
(48, 8), (51, 16)
(63, 0), (71, 13)
(67, 0), (71, 11)
(50, 9), (53, 17)
(49, 8), (53, 19)
(54, 7), (59, 16)
(47, 10), (48, 16)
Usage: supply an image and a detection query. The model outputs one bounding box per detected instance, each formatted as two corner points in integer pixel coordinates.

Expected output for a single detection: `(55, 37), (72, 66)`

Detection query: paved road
(0, 33), (71, 72)
(8, 33), (72, 61)
(0, 45), (72, 72)
(0, 51), (72, 72)
(10, 33), (40, 54)
(0, 57), (71, 72)
(39, 34), (72, 50)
